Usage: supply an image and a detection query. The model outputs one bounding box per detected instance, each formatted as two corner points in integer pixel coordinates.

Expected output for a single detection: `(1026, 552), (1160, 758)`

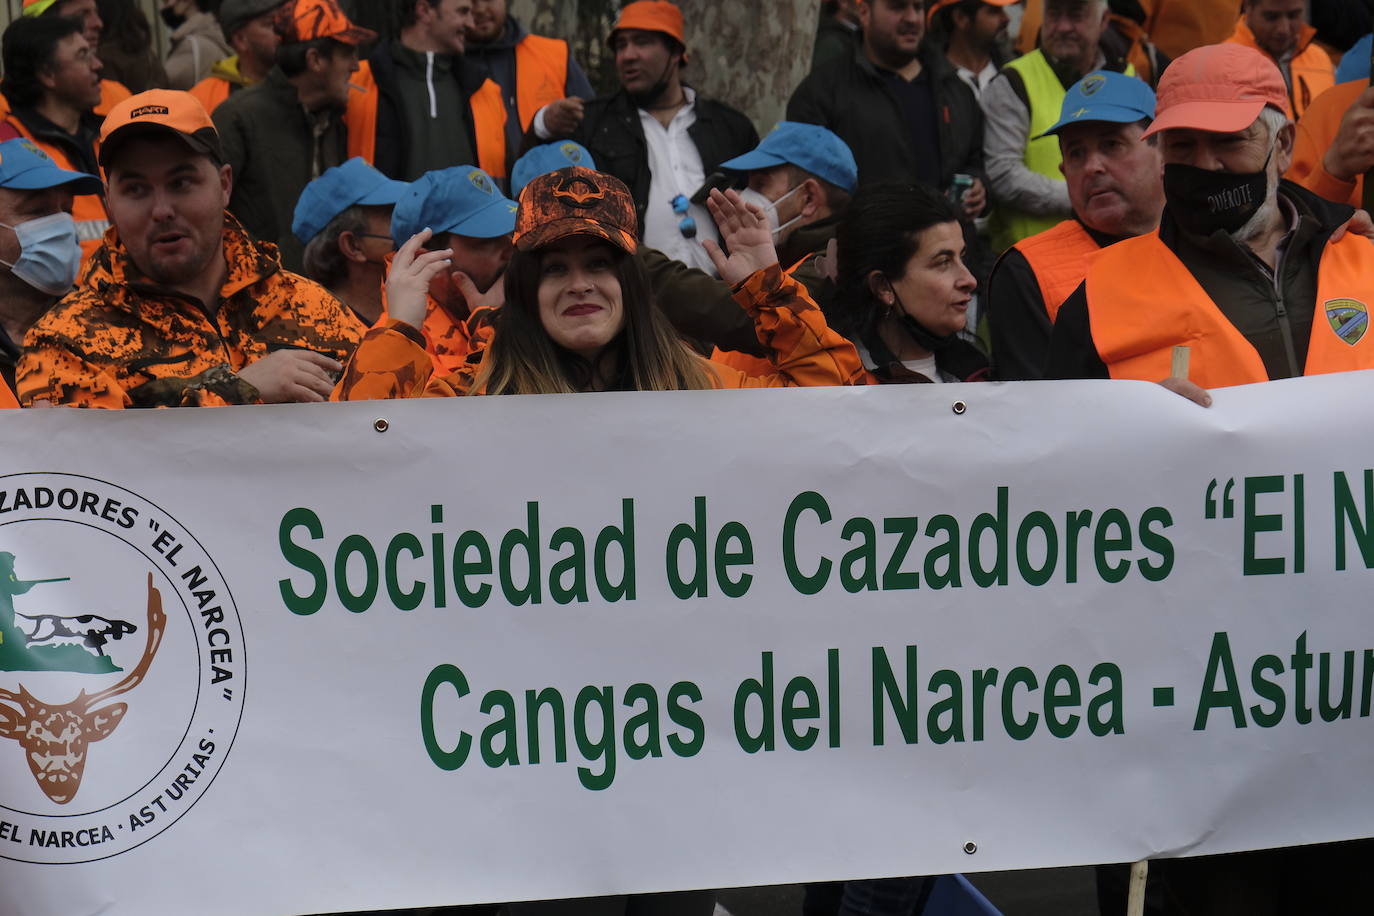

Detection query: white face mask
(0, 212), (81, 297)
(738, 184), (804, 240)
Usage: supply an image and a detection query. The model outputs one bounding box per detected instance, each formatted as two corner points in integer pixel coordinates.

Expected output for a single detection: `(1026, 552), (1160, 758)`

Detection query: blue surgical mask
(0, 212), (82, 296)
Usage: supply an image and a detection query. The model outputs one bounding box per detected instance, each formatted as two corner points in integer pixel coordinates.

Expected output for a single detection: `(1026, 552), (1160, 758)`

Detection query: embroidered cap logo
(553, 175), (606, 210)
(468, 170), (494, 195)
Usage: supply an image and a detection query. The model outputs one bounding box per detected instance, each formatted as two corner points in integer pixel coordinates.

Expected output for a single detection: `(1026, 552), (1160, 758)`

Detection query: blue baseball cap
(0, 138), (101, 195)
(292, 157), (409, 243)
(719, 122), (858, 194)
(1041, 71), (1156, 138)
(390, 166), (517, 245)
(511, 141), (597, 198)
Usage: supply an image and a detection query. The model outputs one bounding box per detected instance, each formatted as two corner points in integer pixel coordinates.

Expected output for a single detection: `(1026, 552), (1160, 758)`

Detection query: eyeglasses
(354, 232), (394, 243)
(671, 194), (696, 239)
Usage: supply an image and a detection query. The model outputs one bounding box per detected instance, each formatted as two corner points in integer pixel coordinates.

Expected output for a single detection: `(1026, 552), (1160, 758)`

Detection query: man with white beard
(1045, 42), (1374, 398)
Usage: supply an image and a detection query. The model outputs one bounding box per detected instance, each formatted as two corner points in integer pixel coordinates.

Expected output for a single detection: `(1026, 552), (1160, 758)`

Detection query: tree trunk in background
(675, 0), (821, 133)
(510, 0), (823, 135)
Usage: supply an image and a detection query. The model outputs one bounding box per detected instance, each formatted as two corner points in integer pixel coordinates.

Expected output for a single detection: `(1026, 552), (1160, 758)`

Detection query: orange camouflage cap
(274, 0), (376, 45)
(98, 89), (222, 169)
(514, 167), (638, 254)
(609, 1), (688, 59)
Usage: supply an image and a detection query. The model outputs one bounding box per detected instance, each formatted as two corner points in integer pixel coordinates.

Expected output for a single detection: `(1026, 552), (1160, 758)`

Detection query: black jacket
(8, 107), (101, 178)
(787, 42), (983, 190)
(365, 40), (492, 180)
(535, 90), (758, 237)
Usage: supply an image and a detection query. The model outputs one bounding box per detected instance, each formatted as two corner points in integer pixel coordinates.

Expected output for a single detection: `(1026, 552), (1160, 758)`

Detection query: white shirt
(901, 355), (944, 382)
(954, 59), (1000, 100)
(636, 87), (721, 275)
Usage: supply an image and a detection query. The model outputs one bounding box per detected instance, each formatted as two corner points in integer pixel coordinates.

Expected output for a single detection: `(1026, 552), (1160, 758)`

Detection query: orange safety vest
(95, 79), (130, 117)
(1011, 219), (1102, 322)
(346, 59), (509, 179)
(1, 118), (109, 261)
(1085, 231), (1374, 388)
(513, 34), (570, 131)
(1226, 19), (1334, 120)
(188, 75), (233, 114)
(1288, 79), (1364, 208)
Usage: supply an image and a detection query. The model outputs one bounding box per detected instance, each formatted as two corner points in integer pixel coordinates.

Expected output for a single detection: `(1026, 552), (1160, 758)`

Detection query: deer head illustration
(0, 573), (165, 804)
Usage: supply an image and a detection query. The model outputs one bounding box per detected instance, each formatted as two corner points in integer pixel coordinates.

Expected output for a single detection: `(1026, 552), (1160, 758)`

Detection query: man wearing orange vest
(1047, 43), (1374, 403)
(188, 0), (287, 114)
(463, 0), (595, 165)
(346, 0), (508, 182)
(989, 70), (1162, 379)
(1225, 0), (1334, 119)
(0, 15), (109, 260)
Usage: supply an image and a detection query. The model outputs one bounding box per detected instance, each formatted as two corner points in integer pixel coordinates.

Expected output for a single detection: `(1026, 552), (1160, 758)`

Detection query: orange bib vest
(189, 75), (233, 114)
(1085, 231), (1374, 388)
(1011, 219), (1102, 322)
(346, 60), (509, 179)
(514, 34), (570, 131)
(1226, 20), (1334, 119)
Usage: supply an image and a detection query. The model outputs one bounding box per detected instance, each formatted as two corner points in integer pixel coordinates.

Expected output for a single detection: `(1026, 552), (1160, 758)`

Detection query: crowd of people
(0, 0), (1371, 913)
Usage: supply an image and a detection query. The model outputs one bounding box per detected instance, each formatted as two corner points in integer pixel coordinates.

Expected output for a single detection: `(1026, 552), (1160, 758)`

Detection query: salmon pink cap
(1143, 43), (1291, 139)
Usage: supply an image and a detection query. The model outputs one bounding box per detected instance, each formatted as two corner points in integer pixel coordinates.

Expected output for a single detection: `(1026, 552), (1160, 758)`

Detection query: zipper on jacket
(1268, 287), (1300, 378)
(425, 52), (437, 119)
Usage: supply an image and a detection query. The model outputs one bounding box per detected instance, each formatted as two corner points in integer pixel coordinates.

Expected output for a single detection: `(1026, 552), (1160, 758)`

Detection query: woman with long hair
(802, 182), (986, 916)
(335, 167), (866, 399)
(827, 181), (989, 385)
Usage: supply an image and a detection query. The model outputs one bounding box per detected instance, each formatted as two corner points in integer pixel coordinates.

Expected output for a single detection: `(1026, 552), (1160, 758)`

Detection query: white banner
(1, 374), (1372, 915)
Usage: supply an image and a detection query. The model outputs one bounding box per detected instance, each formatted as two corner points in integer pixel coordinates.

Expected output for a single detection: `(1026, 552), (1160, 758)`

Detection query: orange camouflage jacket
(17, 213), (365, 408)
(334, 264), (867, 399)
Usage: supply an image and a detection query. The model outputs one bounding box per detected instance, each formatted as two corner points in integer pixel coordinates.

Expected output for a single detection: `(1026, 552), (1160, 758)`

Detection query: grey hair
(1257, 105), (1292, 144)
(300, 205), (369, 291)
(1230, 107), (1292, 244)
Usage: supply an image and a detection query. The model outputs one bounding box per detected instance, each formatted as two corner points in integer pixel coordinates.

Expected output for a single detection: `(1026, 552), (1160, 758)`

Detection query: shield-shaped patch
(1325, 298), (1368, 346)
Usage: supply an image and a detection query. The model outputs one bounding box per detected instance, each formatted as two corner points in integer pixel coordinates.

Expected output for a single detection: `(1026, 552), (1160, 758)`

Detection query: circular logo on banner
(0, 473), (244, 864)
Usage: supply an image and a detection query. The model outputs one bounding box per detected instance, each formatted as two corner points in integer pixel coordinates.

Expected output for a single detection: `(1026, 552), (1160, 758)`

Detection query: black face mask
(160, 7), (187, 29)
(1162, 148), (1273, 238)
(888, 286), (958, 355)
